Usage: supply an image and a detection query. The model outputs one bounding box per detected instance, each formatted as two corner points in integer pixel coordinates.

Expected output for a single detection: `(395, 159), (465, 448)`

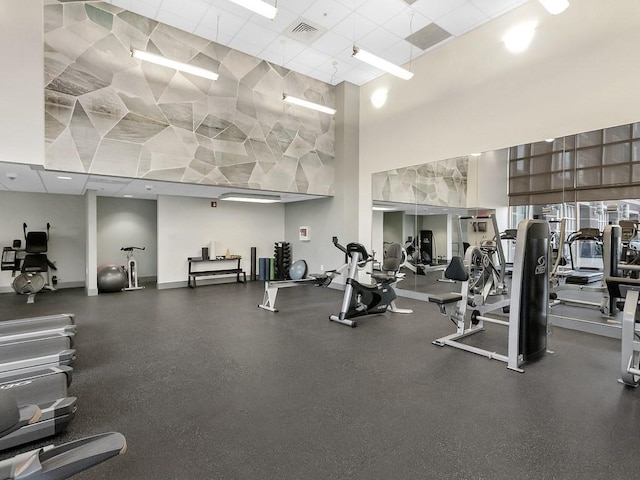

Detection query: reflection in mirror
(372, 200), (472, 292)
(372, 154), (496, 294)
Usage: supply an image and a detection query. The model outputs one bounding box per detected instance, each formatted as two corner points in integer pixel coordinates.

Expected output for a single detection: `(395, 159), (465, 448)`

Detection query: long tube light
(220, 193), (281, 204)
(228, 0), (277, 20)
(538, 0), (569, 15)
(352, 46), (414, 80)
(131, 49), (219, 80)
(283, 94), (336, 115)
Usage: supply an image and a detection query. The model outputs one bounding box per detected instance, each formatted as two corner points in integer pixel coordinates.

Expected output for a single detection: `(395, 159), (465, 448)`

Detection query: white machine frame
(431, 219), (551, 372)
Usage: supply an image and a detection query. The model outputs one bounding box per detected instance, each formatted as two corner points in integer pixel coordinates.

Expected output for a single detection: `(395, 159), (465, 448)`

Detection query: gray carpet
(0, 280), (638, 479)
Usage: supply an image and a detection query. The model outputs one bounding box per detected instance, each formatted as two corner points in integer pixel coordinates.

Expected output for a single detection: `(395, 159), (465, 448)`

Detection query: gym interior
(1, 0), (640, 478)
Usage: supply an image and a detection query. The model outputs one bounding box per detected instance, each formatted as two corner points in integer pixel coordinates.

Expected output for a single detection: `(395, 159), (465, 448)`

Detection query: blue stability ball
(289, 259), (308, 280)
(97, 264), (127, 293)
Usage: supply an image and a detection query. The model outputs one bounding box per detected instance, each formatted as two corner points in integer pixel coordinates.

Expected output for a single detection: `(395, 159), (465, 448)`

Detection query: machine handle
(120, 246), (146, 251)
(332, 237), (348, 254)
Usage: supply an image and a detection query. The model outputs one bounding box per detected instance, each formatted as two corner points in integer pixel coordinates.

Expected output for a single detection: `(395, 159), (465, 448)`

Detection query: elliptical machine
(121, 246), (145, 291)
(329, 237), (413, 327)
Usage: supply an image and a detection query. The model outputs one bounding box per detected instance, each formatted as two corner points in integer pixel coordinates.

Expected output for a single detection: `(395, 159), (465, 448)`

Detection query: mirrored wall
(371, 151), (507, 293)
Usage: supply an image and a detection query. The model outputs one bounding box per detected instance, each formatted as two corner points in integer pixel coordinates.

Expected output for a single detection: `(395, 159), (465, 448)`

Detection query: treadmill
(0, 366), (76, 451)
(0, 314), (75, 343)
(0, 391), (126, 479)
(565, 228), (604, 285)
(0, 336), (75, 374)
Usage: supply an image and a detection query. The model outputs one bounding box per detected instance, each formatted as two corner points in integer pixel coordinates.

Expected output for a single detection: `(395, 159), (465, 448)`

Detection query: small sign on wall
(299, 226), (310, 242)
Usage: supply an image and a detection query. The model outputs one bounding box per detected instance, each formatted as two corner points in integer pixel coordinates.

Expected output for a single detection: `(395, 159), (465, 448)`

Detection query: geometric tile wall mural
(44, 0), (335, 195)
(372, 157), (468, 207)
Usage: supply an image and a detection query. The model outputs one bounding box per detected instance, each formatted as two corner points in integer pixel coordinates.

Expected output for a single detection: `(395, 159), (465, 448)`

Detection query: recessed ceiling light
(228, 0), (277, 20)
(56, 175), (73, 180)
(371, 88), (388, 109)
(503, 21), (537, 53)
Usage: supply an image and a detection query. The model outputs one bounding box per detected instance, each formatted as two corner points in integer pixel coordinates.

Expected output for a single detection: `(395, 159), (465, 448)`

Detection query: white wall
(97, 197), (157, 278)
(283, 198), (344, 274)
(0, 0), (44, 166)
(358, 0), (640, 248)
(0, 191), (86, 292)
(157, 195), (284, 287)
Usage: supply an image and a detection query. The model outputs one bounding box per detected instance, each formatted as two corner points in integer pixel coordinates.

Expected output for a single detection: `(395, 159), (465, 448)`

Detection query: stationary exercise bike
(121, 246), (145, 291)
(329, 237), (412, 327)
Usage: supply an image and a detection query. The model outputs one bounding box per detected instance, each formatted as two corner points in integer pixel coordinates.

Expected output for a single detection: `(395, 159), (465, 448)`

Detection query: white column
(85, 190), (98, 296)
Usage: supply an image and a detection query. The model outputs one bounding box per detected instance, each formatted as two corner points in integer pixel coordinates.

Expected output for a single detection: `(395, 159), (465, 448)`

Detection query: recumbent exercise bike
(329, 237), (412, 327)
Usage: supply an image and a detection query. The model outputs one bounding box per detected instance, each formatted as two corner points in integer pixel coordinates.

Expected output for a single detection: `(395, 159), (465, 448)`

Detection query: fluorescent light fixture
(372, 206), (397, 212)
(123, 194), (134, 198)
(371, 88), (388, 109)
(220, 193), (281, 204)
(502, 22), (537, 53)
(283, 94), (336, 115)
(470, 153), (482, 157)
(228, 0), (277, 19)
(352, 46), (413, 80)
(538, 0), (569, 15)
(545, 138), (555, 143)
(56, 175), (73, 180)
(131, 49), (218, 81)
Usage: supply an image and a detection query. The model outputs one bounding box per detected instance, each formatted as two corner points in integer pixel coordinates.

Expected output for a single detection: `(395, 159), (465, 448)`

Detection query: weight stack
(273, 242), (291, 281)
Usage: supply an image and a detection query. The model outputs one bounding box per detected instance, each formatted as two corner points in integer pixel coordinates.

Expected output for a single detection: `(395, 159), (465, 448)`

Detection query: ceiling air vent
(405, 23), (452, 51)
(284, 18), (326, 45)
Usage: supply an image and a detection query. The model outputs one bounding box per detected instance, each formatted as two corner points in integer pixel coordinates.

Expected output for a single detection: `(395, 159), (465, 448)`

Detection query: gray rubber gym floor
(1, 281), (639, 479)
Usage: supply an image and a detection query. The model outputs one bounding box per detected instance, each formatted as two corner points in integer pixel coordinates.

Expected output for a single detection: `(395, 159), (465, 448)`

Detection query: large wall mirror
(372, 119), (640, 295)
(371, 151), (508, 294)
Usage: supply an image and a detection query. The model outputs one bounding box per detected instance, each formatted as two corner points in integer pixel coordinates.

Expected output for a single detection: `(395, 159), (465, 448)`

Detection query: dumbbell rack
(273, 242), (291, 281)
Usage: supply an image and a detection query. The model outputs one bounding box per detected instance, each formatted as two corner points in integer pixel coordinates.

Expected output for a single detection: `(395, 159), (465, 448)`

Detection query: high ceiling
(3, 0), (534, 202)
(104, 0), (529, 85)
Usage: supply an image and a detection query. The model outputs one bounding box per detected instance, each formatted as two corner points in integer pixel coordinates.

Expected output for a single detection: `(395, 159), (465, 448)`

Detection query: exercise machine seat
(25, 232), (48, 254)
(444, 256), (469, 282)
(21, 254), (49, 273)
(20, 224), (54, 275)
(382, 243), (402, 271)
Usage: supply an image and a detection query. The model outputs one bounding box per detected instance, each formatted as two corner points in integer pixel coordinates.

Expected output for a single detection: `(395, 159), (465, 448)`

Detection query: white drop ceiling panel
(105, 0), (531, 86)
(437, 3), (489, 37)
(301, 1), (353, 30)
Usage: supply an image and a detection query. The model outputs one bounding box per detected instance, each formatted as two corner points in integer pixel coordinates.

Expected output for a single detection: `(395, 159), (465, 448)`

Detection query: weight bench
(428, 256), (468, 316)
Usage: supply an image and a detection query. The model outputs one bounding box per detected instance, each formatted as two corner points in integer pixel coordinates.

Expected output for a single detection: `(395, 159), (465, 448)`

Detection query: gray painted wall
(0, 191), (86, 292)
(97, 197), (157, 278)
